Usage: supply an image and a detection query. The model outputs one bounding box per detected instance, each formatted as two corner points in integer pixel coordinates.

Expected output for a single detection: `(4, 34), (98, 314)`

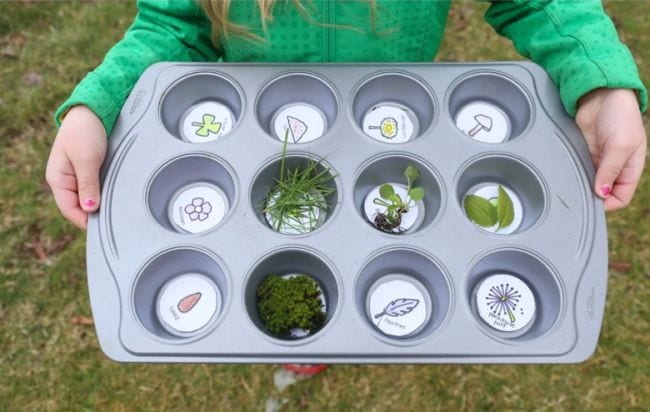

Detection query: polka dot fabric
(55, 0), (647, 135)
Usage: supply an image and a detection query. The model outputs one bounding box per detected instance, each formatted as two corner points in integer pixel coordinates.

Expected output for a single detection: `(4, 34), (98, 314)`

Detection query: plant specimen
(257, 274), (326, 337)
(372, 164), (425, 233)
(463, 185), (515, 232)
(263, 130), (336, 233)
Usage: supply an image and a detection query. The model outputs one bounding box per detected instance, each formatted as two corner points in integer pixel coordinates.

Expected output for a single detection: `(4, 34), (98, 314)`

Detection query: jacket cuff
(561, 46), (648, 117)
(54, 71), (121, 136)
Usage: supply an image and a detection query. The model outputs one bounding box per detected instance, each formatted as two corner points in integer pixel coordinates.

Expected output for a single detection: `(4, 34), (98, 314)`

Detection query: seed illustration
(178, 292), (202, 313)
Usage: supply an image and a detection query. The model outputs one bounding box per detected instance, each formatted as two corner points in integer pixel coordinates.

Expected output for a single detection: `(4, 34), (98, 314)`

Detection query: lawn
(0, 1), (648, 410)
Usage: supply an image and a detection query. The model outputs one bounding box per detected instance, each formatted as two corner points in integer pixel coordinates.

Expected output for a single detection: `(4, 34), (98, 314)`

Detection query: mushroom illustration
(467, 114), (493, 137)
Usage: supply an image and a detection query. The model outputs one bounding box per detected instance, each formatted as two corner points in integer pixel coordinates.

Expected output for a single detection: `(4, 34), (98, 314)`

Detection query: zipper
(326, 0), (335, 61)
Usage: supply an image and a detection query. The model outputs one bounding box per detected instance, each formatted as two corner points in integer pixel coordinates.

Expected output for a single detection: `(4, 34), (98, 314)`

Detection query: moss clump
(257, 274), (326, 337)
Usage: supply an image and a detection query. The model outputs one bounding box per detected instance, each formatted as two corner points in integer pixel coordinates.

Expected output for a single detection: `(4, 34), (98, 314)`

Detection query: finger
(593, 140), (636, 199)
(46, 150), (88, 229)
(603, 149), (646, 212)
(68, 151), (103, 213)
(51, 186), (88, 230)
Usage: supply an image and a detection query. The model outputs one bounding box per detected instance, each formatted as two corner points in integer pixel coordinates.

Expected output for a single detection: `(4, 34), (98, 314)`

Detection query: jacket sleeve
(484, 0), (647, 116)
(54, 0), (221, 135)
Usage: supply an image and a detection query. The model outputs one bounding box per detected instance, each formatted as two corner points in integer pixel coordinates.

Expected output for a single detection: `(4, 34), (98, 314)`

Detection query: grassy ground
(1, 1), (648, 410)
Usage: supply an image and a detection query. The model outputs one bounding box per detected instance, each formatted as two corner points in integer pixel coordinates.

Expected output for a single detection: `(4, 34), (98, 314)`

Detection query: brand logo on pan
(129, 89), (147, 114)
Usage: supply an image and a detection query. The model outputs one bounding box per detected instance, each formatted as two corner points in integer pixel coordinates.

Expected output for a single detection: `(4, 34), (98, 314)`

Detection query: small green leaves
(404, 165), (421, 186)
(463, 185), (516, 232)
(372, 164), (426, 233)
(408, 187), (425, 202)
(497, 185), (514, 230)
(379, 183), (395, 199)
(464, 194), (498, 227)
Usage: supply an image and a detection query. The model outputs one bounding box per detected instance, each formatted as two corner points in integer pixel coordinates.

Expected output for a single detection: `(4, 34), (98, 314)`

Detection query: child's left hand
(576, 88), (647, 211)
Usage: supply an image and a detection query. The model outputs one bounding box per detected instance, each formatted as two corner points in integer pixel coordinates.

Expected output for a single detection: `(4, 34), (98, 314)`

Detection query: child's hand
(46, 106), (107, 229)
(576, 88), (647, 211)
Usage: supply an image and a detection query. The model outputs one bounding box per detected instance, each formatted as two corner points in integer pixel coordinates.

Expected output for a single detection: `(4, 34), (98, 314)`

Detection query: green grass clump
(257, 274), (326, 337)
(263, 131), (336, 233)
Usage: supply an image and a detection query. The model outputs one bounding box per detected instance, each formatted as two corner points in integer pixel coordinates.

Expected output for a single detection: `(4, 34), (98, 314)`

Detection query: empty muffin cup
(256, 73), (337, 143)
(270, 102), (328, 144)
(355, 248), (451, 343)
(467, 249), (562, 341)
(159, 72), (242, 142)
(352, 73), (435, 142)
(366, 274), (432, 338)
(455, 101), (511, 143)
(474, 273), (536, 335)
(156, 273), (221, 337)
(180, 101), (235, 143)
(147, 154), (236, 234)
(448, 72), (531, 142)
(133, 248), (229, 341)
(362, 102), (419, 143)
(168, 182), (229, 234)
(363, 183), (424, 234)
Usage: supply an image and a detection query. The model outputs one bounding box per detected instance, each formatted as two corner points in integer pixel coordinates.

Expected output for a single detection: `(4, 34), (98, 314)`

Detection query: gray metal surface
(86, 62), (608, 363)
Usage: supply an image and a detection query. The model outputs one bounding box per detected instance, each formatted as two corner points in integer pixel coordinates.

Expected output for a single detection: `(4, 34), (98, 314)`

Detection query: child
(47, 0), (647, 228)
(45, 0), (646, 378)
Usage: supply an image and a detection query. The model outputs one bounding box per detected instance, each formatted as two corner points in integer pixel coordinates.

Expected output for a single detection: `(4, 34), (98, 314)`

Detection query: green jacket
(55, 0), (647, 135)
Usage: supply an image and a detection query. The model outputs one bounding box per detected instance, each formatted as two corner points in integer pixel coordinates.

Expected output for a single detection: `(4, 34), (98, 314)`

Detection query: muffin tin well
(87, 63), (607, 363)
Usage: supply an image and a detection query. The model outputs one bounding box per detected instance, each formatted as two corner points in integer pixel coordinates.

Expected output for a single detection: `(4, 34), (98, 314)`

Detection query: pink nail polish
(83, 198), (96, 207)
(601, 185), (611, 197)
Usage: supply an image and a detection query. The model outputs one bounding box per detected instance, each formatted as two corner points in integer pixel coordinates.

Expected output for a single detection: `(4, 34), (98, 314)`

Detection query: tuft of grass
(263, 131), (336, 234)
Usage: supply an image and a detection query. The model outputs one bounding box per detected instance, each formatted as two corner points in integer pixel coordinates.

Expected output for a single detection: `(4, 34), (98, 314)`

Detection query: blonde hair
(199, 0), (380, 45)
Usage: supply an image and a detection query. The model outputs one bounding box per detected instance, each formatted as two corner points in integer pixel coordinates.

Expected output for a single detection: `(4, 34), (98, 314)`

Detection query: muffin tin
(86, 62), (607, 363)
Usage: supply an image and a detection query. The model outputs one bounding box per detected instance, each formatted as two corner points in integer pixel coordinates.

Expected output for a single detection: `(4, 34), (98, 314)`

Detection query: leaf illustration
(464, 194), (498, 227)
(379, 184), (395, 199)
(497, 185), (515, 230)
(373, 298), (420, 319)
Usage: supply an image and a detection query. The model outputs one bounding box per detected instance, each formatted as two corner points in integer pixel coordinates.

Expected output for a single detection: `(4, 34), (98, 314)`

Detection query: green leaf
(379, 184), (395, 199)
(389, 194), (402, 204)
(464, 195), (498, 227)
(408, 187), (425, 202)
(404, 165), (421, 183)
(497, 185), (515, 230)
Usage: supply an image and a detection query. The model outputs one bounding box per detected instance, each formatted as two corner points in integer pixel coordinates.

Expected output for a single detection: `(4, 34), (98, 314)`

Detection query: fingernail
(83, 198), (96, 207)
(601, 185), (611, 197)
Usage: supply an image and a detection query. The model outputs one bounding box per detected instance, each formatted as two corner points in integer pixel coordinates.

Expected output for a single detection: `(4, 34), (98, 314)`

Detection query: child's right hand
(46, 105), (107, 229)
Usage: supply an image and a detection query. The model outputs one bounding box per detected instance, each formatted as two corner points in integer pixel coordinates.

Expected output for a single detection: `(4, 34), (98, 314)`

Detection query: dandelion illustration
(368, 117), (398, 139)
(485, 283), (521, 323)
(184, 197), (212, 222)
